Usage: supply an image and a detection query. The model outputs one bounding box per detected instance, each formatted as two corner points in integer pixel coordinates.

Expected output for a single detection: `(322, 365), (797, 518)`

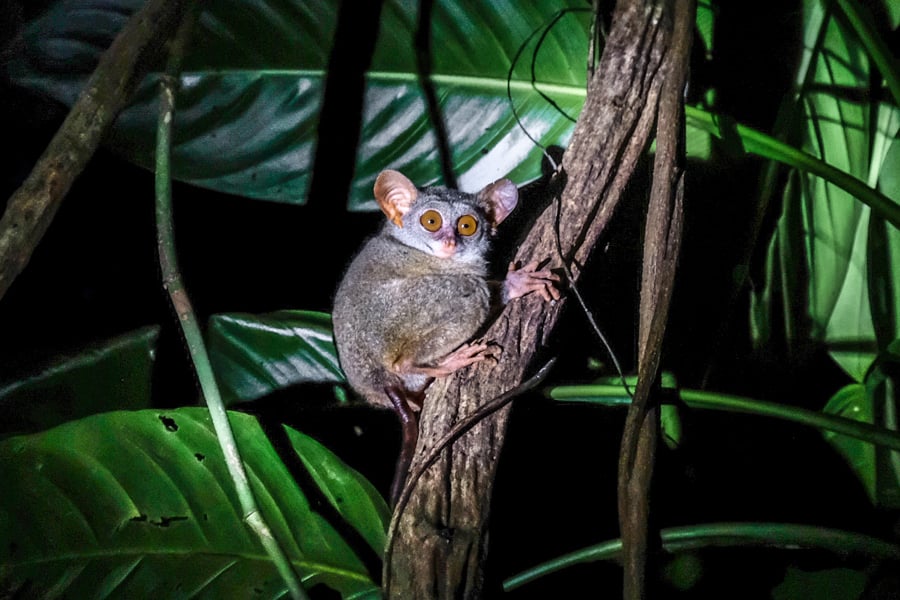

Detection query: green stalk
(832, 0), (900, 107)
(549, 385), (900, 452)
(504, 522), (900, 591)
(685, 106), (900, 230)
(154, 9), (307, 600)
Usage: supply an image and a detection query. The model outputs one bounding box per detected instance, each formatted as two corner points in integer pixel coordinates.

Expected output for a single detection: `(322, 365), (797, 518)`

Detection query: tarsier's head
(374, 170), (518, 263)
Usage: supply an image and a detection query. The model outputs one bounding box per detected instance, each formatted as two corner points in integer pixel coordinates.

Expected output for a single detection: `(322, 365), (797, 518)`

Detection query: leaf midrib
(175, 69), (588, 98)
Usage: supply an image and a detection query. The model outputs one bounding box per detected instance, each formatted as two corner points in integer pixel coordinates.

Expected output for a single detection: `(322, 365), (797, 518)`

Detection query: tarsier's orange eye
(420, 209), (442, 232)
(457, 214), (478, 236)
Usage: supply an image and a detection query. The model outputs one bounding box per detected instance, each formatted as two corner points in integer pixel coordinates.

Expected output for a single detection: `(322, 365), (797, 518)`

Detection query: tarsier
(332, 170), (559, 504)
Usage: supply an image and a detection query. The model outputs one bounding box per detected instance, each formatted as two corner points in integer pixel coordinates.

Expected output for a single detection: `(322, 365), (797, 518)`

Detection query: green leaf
(749, 1), (900, 380)
(10, 0), (591, 206)
(549, 382), (900, 453)
(822, 383), (876, 501)
(0, 407), (386, 598)
(0, 326), (158, 437)
(822, 344), (900, 508)
(833, 0), (900, 106)
(283, 426), (390, 555)
(865, 341), (900, 507)
(694, 0), (715, 59)
(869, 138), (900, 350)
(207, 311), (345, 405)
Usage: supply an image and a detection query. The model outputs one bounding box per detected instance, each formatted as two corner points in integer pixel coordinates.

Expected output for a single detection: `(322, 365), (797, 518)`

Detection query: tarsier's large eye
(457, 214), (478, 236)
(420, 209), (442, 232)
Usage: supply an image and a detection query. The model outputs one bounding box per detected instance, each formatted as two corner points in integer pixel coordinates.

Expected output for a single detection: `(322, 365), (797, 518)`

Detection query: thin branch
(0, 0), (193, 302)
(384, 0), (671, 596)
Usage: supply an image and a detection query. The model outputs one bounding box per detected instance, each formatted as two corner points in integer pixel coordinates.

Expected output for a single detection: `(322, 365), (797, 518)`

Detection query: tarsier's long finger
(504, 258), (565, 303)
(527, 280), (560, 302)
(530, 270), (562, 301)
(433, 341), (493, 372)
(509, 260), (544, 273)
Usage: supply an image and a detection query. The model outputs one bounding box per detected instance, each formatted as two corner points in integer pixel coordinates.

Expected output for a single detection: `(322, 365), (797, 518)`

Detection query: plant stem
(154, 8), (307, 600)
(504, 522), (900, 591)
(549, 385), (900, 452)
(617, 1), (694, 597)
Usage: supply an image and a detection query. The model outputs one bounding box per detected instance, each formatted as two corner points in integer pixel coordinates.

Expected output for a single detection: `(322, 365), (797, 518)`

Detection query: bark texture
(384, 0), (691, 597)
(618, 1), (693, 597)
(0, 0), (192, 301)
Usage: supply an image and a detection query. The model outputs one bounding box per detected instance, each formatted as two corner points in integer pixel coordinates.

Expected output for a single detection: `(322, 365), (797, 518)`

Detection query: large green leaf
(822, 383), (877, 501)
(822, 350), (900, 509)
(0, 407), (387, 598)
(207, 310), (345, 405)
(9, 0), (591, 206)
(0, 326), (158, 437)
(751, 1), (900, 381)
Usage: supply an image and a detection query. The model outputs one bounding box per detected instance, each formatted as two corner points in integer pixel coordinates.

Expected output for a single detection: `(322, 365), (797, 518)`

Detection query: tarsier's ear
(374, 170), (418, 227)
(476, 178), (518, 229)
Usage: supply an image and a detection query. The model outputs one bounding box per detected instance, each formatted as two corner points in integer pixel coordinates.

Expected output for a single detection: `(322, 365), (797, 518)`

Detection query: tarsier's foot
(428, 340), (499, 377)
(394, 340), (499, 379)
(436, 340), (500, 375)
(503, 260), (562, 303)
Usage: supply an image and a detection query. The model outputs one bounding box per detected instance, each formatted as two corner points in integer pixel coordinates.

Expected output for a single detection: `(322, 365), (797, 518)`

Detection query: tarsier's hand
(503, 261), (562, 303)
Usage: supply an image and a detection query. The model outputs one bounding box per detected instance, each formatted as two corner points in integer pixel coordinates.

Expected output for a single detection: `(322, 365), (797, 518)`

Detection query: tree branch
(0, 0), (192, 302)
(618, 1), (693, 597)
(383, 1), (680, 597)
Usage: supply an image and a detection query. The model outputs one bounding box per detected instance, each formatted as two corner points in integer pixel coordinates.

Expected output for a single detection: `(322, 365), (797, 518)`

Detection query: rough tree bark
(0, 0), (192, 302)
(617, 0), (693, 598)
(384, 0), (692, 597)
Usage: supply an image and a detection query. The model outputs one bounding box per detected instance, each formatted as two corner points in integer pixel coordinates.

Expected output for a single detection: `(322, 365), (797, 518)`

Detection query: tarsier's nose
(433, 237), (456, 258)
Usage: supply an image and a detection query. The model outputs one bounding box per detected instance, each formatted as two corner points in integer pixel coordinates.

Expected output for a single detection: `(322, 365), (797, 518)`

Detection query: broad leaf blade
(0, 407), (386, 597)
(822, 383), (876, 501)
(207, 310), (344, 405)
(9, 0), (591, 206)
(823, 345), (900, 509)
(0, 326), (158, 436)
(751, 1), (900, 380)
(284, 425), (390, 555)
